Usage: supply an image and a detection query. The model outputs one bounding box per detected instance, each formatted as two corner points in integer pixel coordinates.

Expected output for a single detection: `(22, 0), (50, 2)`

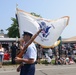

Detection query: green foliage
(40, 59), (55, 64)
(7, 18), (20, 38)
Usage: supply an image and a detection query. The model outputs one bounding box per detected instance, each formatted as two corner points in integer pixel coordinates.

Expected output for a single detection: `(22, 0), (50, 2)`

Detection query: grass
(2, 59), (55, 65)
(3, 60), (20, 65)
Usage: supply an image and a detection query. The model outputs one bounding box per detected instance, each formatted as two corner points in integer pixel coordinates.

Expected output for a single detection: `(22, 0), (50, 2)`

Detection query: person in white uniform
(15, 31), (37, 75)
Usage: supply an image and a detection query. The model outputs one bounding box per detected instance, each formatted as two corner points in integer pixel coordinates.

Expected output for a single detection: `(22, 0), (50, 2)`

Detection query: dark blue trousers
(20, 64), (35, 75)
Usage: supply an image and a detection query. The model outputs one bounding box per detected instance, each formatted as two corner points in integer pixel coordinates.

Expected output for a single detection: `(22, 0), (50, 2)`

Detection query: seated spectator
(57, 58), (62, 65)
(73, 54), (76, 63)
(65, 56), (69, 65)
(55, 55), (60, 65)
(60, 55), (66, 65)
(55, 56), (63, 65)
(69, 56), (75, 64)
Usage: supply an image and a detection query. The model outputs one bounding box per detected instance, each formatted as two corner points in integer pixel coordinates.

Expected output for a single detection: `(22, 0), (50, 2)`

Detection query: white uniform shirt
(23, 43), (37, 63)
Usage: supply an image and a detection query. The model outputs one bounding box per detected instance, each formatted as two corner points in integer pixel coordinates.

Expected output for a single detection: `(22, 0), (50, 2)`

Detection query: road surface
(0, 64), (76, 75)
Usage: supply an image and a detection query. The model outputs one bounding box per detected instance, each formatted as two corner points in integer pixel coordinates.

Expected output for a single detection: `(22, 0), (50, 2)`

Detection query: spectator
(69, 56), (75, 64)
(68, 50), (72, 57)
(73, 53), (76, 63)
(0, 44), (4, 68)
(60, 55), (66, 65)
(55, 49), (59, 65)
(45, 53), (51, 64)
(48, 48), (53, 59)
(55, 55), (60, 65)
(73, 49), (76, 55)
(11, 42), (18, 64)
(65, 56), (69, 65)
(37, 45), (43, 64)
(3, 51), (10, 60)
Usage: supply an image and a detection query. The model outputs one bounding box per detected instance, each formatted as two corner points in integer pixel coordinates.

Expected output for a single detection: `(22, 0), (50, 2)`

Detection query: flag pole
(15, 4), (20, 38)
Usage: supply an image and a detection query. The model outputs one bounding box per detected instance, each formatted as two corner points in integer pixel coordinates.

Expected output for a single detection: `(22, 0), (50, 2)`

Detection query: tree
(7, 18), (20, 38)
(7, 12), (41, 38)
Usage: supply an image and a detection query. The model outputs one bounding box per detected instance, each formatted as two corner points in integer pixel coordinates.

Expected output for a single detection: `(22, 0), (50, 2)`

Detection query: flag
(16, 8), (69, 48)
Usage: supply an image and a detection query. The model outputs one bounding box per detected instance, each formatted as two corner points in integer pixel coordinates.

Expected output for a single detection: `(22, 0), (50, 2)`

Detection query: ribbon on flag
(16, 8), (69, 48)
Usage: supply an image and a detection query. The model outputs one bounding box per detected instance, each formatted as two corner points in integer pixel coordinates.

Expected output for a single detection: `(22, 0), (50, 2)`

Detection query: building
(0, 29), (18, 51)
(62, 36), (76, 44)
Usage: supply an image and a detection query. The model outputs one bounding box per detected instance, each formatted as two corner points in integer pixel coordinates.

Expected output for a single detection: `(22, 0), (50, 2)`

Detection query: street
(0, 64), (76, 75)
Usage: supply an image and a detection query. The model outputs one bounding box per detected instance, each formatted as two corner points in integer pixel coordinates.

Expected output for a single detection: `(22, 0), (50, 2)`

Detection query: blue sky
(0, 0), (76, 38)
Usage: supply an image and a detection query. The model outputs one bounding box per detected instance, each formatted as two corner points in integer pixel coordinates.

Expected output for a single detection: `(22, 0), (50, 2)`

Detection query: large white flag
(16, 9), (69, 48)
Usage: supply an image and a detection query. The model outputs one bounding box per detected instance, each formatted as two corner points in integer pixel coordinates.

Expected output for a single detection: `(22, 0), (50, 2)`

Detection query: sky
(0, 0), (76, 38)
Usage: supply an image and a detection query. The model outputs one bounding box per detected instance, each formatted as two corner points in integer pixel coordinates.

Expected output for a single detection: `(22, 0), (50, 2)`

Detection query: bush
(40, 59), (55, 64)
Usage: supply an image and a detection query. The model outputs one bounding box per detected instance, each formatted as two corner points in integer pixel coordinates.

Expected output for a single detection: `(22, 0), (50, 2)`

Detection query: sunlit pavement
(0, 64), (76, 75)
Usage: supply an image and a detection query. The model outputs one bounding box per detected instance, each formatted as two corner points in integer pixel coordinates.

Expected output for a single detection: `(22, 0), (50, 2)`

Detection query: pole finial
(16, 3), (18, 10)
